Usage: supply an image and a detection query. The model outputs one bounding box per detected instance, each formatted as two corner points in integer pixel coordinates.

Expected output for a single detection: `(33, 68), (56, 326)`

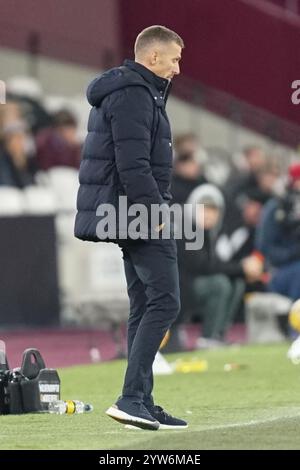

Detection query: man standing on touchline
(75, 25), (187, 431)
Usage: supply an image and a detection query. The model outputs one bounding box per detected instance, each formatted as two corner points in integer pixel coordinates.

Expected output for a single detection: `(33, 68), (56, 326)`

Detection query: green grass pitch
(1, 343), (300, 450)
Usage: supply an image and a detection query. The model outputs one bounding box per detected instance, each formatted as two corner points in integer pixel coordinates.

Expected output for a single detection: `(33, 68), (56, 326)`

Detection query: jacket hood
(187, 184), (224, 209)
(87, 60), (171, 107)
(86, 67), (141, 107)
(186, 184), (225, 236)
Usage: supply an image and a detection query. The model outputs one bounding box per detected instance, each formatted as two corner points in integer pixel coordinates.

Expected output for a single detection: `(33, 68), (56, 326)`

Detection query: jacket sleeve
(256, 199), (300, 267)
(184, 248), (244, 278)
(108, 86), (165, 208)
(177, 238), (245, 278)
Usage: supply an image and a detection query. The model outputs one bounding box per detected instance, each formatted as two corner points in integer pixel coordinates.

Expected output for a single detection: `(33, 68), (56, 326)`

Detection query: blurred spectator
(203, 147), (232, 187)
(256, 162), (300, 300)
(171, 152), (207, 205)
(225, 150), (279, 232)
(226, 145), (267, 200)
(0, 102), (22, 129)
(7, 76), (52, 134)
(176, 184), (262, 347)
(174, 132), (201, 156)
(0, 120), (36, 188)
(255, 162), (280, 197)
(36, 109), (81, 170)
(217, 188), (269, 296)
(217, 188), (268, 263)
(171, 133), (207, 204)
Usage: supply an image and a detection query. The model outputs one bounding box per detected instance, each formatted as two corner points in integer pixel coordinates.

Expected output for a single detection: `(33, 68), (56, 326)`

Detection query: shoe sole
(159, 423), (188, 430)
(106, 406), (159, 431)
(125, 423), (188, 430)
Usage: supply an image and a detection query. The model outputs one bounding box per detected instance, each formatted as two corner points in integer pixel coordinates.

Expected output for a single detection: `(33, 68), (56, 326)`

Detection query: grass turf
(1, 343), (300, 450)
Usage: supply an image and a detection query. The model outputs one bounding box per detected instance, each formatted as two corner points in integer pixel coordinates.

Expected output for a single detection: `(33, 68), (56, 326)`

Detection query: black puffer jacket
(74, 59), (173, 242)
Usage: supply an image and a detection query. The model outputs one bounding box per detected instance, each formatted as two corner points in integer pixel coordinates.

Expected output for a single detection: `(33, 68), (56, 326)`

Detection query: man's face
(5, 131), (27, 165)
(177, 137), (198, 156)
(58, 125), (78, 146)
(196, 206), (220, 230)
(246, 148), (266, 173)
(176, 158), (201, 180)
(243, 201), (262, 226)
(257, 170), (278, 194)
(150, 41), (182, 79)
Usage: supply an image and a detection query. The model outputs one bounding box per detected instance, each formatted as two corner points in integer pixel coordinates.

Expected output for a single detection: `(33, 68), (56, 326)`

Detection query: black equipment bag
(0, 347), (10, 414)
(0, 348), (60, 414)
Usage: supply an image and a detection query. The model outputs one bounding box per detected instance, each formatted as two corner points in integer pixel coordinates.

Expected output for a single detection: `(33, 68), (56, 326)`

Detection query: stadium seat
(0, 187), (24, 215)
(60, 241), (128, 326)
(43, 95), (73, 114)
(24, 186), (57, 214)
(245, 292), (292, 343)
(47, 167), (79, 212)
(7, 76), (43, 101)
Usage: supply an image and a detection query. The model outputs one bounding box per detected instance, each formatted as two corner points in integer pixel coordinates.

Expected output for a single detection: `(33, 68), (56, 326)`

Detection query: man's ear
(150, 50), (158, 65)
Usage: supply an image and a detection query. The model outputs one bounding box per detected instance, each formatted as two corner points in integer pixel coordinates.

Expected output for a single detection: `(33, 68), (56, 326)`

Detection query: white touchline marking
(192, 408), (300, 432)
(103, 407), (300, 434)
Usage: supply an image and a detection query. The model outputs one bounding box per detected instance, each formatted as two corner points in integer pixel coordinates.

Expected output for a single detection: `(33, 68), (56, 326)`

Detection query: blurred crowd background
(1, 0), (300, 354)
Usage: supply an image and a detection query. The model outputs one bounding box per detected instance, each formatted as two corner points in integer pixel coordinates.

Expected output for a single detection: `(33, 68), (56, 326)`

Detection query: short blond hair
(134, 25), (184, 56)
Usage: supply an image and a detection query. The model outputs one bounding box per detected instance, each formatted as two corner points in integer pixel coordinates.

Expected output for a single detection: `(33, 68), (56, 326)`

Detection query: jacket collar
(123, 59), (171, 100)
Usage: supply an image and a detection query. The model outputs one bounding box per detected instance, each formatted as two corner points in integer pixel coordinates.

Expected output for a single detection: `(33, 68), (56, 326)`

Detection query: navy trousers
(119, 238), (180, 405)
